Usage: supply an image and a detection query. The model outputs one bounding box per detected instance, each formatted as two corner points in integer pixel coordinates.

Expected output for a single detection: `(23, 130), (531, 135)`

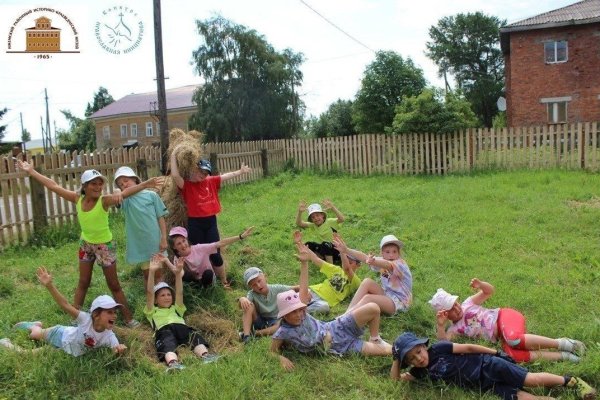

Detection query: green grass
(1, 169), (599, 399)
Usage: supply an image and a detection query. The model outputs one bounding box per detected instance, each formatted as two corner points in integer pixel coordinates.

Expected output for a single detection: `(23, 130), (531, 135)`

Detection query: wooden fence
(1, 122), (598, 248)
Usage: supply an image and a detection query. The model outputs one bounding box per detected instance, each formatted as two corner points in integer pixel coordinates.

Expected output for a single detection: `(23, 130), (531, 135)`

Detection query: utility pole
(40, 116), (46, 152)
(44, 88), (53, 152)
(20, 112), (26, 152)
(153, 0), (169, 174)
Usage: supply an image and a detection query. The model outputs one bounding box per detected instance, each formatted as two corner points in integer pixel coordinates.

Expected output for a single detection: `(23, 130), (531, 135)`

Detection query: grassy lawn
(0, 169), (599, 399)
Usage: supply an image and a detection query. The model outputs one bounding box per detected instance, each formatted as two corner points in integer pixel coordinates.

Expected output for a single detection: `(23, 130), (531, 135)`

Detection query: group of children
(2, 155), (596, 399)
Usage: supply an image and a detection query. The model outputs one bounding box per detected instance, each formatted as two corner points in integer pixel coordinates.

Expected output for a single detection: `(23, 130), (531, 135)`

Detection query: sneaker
(558, 338), (586, 356)
(560, 351), (581, 363)
(239, 331), (253, 344)
(566, 377), (597, 400)
(166, 361), (185, 372)
(13, 321), (42, 331)
(125, 319), (141, 329)
(0, 338), (14, 349)
(201, 354), (221, 364)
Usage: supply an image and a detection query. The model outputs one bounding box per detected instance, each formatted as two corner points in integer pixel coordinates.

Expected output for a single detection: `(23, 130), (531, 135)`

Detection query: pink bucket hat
(169, 226), (188, 238)
(428, 288), (459, 312)
(276, 289), (307, 318)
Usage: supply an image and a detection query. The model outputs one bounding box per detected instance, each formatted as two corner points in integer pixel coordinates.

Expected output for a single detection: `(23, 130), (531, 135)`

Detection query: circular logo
(95, 6), (143, 55)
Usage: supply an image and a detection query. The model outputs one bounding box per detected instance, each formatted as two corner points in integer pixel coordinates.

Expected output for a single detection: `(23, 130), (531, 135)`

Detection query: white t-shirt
(60, 311), (120, 356)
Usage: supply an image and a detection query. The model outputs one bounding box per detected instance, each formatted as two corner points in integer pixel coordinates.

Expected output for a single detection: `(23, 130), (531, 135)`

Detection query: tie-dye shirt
(370, 258), (412, 311)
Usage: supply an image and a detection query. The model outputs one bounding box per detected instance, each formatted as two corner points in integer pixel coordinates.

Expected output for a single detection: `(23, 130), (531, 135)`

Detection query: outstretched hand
(470, 278), (482, 290)
(239, 163), (251, 174)
(436, 310), (449, 326)
(149, 254), (164, 271)
(295, 242), (311, 262)
(293, 230), (302, 244)
(322, 199), (334, 210)
(113, 344), (128, 355)
(16, 160), (33, 173)
(240, 226), (254, 240)
(332, 235), (348, 253)
(36, 267), (52, 287)
(174, 257), (185, 277)
(144, 176), (165, 190)
(298, 201), (307, 213)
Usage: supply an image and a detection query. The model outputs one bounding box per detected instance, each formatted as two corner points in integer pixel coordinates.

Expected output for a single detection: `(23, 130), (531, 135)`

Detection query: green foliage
(353, 51), (426, 134)
(84, 87), (115, 118)
(190, 15), (304, 141)
(492, 111), (507, 129)
(387, 88), (478, 134)
(21, 128), (31, 143)
(0, 106), (7, 141)
(306, 99), (356, 137)
(426, 12), (505, 127)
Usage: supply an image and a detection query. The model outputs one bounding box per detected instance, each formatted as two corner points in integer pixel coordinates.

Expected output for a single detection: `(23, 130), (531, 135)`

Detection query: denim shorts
(253, 314), (279, 331)
(327, 313), (364, 355)
(45, 325), (66, 348)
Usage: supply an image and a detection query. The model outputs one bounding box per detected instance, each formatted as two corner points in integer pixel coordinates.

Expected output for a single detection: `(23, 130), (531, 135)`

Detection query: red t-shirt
(181, 175), (222, 217)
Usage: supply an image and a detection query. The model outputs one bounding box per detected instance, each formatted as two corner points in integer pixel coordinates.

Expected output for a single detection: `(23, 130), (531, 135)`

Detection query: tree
(0, 107), (8, 142)
(426, 12), (505, 127)
(387, 88), (478, 134)
(352, 51), (426, 134)
(307, 99), (356, 138)
(21, 128), (31, 143)
(85, 87), (114, 117)
(190, 15), (304, 142)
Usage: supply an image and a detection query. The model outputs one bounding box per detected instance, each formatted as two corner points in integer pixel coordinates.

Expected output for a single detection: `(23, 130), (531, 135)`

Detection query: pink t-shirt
(174, 242), (218, 279)
(446, 295), (499, 342)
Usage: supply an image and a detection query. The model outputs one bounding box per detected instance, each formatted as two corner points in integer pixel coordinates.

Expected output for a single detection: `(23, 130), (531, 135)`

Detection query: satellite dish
(497, 96), (506, 111)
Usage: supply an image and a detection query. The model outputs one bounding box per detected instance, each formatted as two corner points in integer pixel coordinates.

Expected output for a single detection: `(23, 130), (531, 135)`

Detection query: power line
(299, 0), (376, 54)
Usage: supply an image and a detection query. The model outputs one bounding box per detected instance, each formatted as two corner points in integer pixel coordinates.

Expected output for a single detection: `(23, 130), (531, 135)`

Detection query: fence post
(261, 148), (269, 177)
(30, 161), (48, 233)
(209, 152), (218, 175)
(136, 158), (148, 181)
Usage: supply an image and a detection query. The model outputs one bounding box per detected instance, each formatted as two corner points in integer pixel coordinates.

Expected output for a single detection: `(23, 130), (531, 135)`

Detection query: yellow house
(89, 85), (199, 149)
(26, 16), (61, 52)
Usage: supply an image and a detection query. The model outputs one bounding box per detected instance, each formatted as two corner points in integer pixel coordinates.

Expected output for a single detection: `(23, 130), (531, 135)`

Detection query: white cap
(81, 169), (107, 185)
(428, 288), (459, 312)
(307, 203), (324, 220)
(114, 166), (140, 185)
(90, 295), (122, 313)
(380, 234), (404, 250)
(153, 281), (174, 294)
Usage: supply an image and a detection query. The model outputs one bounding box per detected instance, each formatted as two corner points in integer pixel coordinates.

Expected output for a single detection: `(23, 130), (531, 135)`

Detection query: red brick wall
(505, 23), (600, 126)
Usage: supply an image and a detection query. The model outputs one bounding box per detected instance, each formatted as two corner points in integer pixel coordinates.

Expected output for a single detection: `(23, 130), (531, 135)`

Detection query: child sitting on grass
(293, 230), (362, 314)
(238, 266), (296, 344)
(334, 234), (412, 316)
(270, 243), (391, 371)
(145, 255), (217, 371)
(296, 200), (345, 264)
(1, 267), (127, 356)
(390, 331), (597, 400)
(430, 278), (585, 363)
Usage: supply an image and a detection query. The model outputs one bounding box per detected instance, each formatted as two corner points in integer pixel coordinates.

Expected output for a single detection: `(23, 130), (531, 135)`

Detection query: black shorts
(154, 323), (209, 361)
(188, 216), (223, 266)
(305, 241), (341, 264)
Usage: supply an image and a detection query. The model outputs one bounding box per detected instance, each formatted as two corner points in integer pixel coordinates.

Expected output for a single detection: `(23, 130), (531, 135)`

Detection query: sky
(0, 0), (577, 143)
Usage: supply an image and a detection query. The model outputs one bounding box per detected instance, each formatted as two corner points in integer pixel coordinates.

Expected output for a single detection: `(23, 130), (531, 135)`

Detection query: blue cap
(198, 159), (212, 174)
(392, 332), (429, 367)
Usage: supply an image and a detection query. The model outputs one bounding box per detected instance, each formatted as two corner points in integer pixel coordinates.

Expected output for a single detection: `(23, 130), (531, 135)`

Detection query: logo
(95, 6), (144, 55)
(6, 7), (80, 57)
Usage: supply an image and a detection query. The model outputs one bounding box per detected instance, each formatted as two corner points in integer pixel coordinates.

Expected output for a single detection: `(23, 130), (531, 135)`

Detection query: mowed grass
(0, 169), (599, 400)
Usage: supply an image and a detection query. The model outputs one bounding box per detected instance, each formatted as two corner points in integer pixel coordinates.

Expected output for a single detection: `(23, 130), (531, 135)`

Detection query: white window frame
(145, 121), (153, 136)
(541, 96), (571, 124)
(130, 123), (138, 137)
(102, 126), (110, 139)
(120, 124), (128, 138)
(544, 40), (568, 64)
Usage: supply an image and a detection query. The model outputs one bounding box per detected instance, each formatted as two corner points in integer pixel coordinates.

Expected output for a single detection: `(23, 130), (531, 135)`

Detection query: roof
(501, 0), (600, 32)
(89, 84), (199, 119)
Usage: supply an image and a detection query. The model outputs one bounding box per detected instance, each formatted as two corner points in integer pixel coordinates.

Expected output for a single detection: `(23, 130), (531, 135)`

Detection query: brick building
(90, 85), (199, 149)
(26, 16), (61, 52)
(500, 0), (600, 126)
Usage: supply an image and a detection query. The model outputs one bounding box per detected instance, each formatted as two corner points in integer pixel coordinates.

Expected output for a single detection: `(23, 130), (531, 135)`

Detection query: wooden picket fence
(1, 122), (599, 248)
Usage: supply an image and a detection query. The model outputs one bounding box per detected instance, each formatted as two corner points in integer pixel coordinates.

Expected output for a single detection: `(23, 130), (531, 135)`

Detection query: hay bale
(187, 309), (242, 354)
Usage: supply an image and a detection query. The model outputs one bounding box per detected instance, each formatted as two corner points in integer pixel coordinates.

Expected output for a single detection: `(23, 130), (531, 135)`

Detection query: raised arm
(158, 217), (168, 252)
(332, 236), (372, 266)
(295, 201), (310, 228)
(146, 256), (161, 310)
(469, 278), (494, 305)
(221, 163), (251, 182)
(215, 227), (254, 249)
(37, 267), (79, 319)
(17, 160), (78, 203)
(435, 310), (453, 340)
(390, 359), (415, 381)
(452, 342), (497, 355)
(173, 257), (185, 307)
(103, 176), (165, 208)
(169, 145), (185, 189)
(332, 233), (355, 278)
(295, 243), (312, 305)
(294, 231), (324, 267)
(322, 199), (344, 223)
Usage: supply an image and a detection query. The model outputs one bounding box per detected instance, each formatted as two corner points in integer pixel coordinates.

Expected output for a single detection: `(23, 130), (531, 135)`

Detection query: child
(334, 234), (412, 316)
(17, 160), (162, 327)
(114, 166), (169, 286)
(296, 200), (345, 264)
(167, 226), (253, 289)
(270, 243), (391, 371)
(170, 144), (251, 277)
(238, 266), (296, 344)
(429, 278), (586, 363)
(1, 267), (127, 356)
(145, 254), (217, 371)
(390, 331), (597, 400)
(293, 230), (362, 314)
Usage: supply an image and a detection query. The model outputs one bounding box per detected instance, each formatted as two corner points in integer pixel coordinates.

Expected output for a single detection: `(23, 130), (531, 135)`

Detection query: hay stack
(187, 309), (242, 353)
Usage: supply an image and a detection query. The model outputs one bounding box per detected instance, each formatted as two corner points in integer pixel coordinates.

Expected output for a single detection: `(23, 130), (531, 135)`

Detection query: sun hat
(153, 281), (174, 294)
(81, 169), (107, 185)
(169, 226), (188, 238)
(113, 166), (140, 186)
(197, 159), (212, 174)
(243, 266), (263, 286)
(392, 332), (429, 367)
(277, 289), (307, 318)
(380, 234), (404, 250)
(306, 203), (325, 221)
(90, 295), (122, 313)
(428, 288), (459, 312)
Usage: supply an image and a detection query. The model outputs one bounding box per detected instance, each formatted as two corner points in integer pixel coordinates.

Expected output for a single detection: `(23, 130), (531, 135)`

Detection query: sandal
(222, 280), (232, 290)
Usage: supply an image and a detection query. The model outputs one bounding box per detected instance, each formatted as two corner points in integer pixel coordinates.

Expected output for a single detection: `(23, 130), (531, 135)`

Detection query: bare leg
(350, 302), (381, 338)
(255, 321), (280, 337)
(193, 344), (208, 357)
(102, 263), (134, 322)
(529, 350), (563, 362)
(242, 304), (257, 336)
(523, 334), (559, 350)
(517, 391), (555, 400)
(164, 351), (178, 365)
(347, 279), (384, 310)
(347, 294), (396, 316)
(213, 266), (228, 285)
(74, 260), (94, 309)
(523, 372), (565, 388)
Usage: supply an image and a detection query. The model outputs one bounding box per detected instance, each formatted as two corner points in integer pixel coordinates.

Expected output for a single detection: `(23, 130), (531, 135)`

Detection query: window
(120, 124), (127, 137)
(146, 121), (153, 136)
(130, 123), (137, 137)
(541, 96), (570, 123)
(544, 41), (567, 63)
(102, 126), (110, 139)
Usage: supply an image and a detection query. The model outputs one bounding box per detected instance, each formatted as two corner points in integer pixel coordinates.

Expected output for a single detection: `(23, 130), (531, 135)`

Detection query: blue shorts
(45, 325), (66, 348)
(327, 314), (364, 355)
(481, 356), (528, 400)
(253, 315), (279, 331)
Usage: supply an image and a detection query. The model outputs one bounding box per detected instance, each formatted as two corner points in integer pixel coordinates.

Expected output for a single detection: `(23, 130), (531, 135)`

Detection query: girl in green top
(17, 160), (162, 328)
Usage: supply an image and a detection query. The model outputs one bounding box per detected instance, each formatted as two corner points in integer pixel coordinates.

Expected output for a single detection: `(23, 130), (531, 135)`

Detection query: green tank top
(76, 196), (112, 244)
